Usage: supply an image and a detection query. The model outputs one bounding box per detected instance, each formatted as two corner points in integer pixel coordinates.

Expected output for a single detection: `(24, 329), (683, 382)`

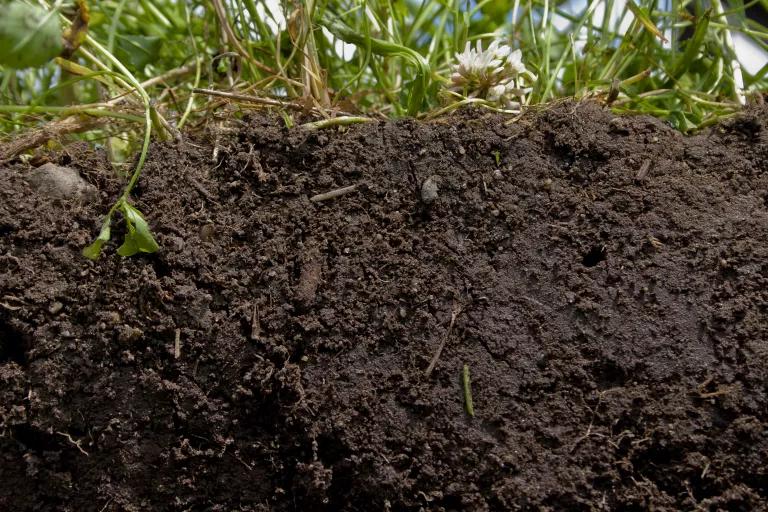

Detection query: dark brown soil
(1, 101), (767, 511)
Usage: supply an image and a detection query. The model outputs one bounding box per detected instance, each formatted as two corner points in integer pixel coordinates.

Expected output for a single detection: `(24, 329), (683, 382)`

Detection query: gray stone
(421, 176), (440, 205)
(27, 163), (97, 201)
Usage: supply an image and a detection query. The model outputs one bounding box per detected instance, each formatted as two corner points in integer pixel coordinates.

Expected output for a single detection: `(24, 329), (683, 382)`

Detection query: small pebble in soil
(608, 117), (629, 134)
(26, 163), (97, 202)
(48, 301), (63, 315)
(200, 224), (216, 242)
(116, 325), (143, 343)
(421, 176), (440, 205)
(492, 169), (504, 180)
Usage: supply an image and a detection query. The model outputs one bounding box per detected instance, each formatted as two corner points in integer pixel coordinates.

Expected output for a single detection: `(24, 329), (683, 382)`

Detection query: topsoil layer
(1, 101), (767, 511)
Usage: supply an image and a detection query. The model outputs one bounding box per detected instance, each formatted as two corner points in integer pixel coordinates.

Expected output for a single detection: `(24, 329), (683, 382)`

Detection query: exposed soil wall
(1, 101), (767, 511)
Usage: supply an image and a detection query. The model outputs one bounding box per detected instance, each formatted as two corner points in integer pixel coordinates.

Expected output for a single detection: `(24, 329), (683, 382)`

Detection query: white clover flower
(448, 39), (535, 110)
(504, 49), (527, 76)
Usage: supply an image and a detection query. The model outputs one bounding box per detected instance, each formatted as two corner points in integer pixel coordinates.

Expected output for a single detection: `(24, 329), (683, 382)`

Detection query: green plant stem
(321, 14), (430, 116)
(84, 35), (153, 202)
(107, 0), (129, 55)
(177, 57), (202, 131)
(712, 0), (746, 104)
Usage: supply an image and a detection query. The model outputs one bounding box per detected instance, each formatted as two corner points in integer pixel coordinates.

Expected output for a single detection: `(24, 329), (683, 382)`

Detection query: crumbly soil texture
(1, 102), (767, 511)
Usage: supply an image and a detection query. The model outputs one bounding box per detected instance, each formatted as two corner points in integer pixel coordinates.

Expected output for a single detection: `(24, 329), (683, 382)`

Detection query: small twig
(0, 302), (22, 311)
(0, 116), (100, 164)
(462, 364), (475, 417)
(696, 376), (734, 398)
(192, 88), (360, 119)
(309, 183), (359, 203)
(250, 304), (261, 341)
(570, 390), (616, 453)
(141, 63), (197, 90)
(174, 328), (181, 359)
(234, 453), (254, 471)
(0, 295), (26, 311)
(699, 388), (733, 398)
(647, 235), (664, 249)
(301, 116), (373, 130)
(56, 431), (89, 456)
(425, 303), (463, 377)
(98, 499), (114, 512)
(635, 160), (653, 182)
(193, 88), (310, 111)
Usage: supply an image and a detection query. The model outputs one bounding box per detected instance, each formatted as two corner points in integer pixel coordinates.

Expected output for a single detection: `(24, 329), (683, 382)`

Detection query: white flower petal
(447, 38), (533, 105)
(495, 45), (512, 58)
(488, 84), (506, 101)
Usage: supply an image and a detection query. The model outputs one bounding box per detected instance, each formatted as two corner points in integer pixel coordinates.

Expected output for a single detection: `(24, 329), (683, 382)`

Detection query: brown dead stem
(425, 302), (464, 377)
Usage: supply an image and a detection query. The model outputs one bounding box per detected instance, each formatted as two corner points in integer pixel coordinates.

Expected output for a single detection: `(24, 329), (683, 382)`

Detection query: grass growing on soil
(1, 0), (767, 256)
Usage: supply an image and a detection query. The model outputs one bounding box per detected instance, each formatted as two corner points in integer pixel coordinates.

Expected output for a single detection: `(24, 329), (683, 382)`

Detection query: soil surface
(1, 101), (767, 511)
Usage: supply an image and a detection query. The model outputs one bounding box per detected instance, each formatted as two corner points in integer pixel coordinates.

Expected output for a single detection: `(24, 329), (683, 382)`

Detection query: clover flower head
(448, 38), (534, 109)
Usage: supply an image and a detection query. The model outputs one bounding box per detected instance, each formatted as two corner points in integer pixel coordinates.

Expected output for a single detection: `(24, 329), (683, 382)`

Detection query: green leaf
(116, 232), (140, 257)
(626, 0), (667, 43)
(405, 77), (427, 115)
(83, 240), (106, 260)
(114, 34), (163, 71)
(82, 217), (112, 260)
(669, 110), (697, 132)
(117, 202), (159, 256)
(321, 15), (430, 117)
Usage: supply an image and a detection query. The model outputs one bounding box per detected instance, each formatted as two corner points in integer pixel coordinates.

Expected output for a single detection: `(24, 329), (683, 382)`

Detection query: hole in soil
(11, 425), (63, 452)
(582, 245), (607, 267)
(0, 320), (27, 366)
(151, 258), (171, 279)
(316, 433), (352, 466)
(589, 359), (626, 389)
